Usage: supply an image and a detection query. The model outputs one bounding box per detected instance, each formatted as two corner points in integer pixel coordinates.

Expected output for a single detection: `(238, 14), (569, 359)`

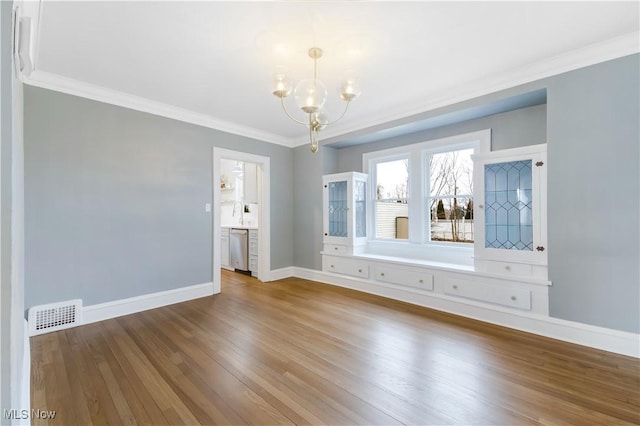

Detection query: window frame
(363, 129), (491, 250)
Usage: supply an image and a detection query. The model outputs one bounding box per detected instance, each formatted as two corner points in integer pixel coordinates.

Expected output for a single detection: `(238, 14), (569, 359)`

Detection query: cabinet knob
(478, 205), (484, 209)
(330, 264), (334, 268)
(453, 285), (458, 290)
(536, 246), (545, 252)
(419, 279), (423, 283)
(324, 233), (328, 236)
(334, 247), (338, 250)
(504, 265), (511, 271)
(380, 272), (385, 276)
(511, 295), (517, 301)
(358, 269), (362, 273)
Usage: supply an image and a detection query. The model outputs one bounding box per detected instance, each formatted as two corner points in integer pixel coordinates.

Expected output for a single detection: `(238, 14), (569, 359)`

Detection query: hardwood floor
(31, 270), (639, 425)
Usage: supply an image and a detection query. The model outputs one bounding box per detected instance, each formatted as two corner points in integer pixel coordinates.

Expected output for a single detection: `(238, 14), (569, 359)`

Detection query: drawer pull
(334, 247), (338, 250)
(330, 264), (334, 268)
(380, 272), (385, 276)
(358, 269), (362, 273)
(504, 265), (511, 271)
(453, 285), (458, 290)
(419, 279), (423, 283)
(511, 295), (517, 301)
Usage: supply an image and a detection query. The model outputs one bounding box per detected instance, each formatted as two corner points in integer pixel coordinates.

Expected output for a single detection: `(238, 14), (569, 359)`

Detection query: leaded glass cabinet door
(474, 145), (547, 269)
(322, 172), (368, 252)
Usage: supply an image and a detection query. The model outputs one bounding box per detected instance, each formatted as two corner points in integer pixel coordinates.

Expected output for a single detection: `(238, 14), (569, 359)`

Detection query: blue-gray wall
(24, 87), (293, 307)
(316, 55), (639, 334)
(23, 54), (639, 334)
(546, 55), (639, 333)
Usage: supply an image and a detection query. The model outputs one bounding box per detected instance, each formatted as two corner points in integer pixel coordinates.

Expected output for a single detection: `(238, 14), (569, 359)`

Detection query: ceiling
(20, 1), (640, 148)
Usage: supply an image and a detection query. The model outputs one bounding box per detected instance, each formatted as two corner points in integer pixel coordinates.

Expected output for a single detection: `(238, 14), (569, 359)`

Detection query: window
(364, 129), (491, 248)
(374, 158), (409, 239)
(428, 148), (474, 243)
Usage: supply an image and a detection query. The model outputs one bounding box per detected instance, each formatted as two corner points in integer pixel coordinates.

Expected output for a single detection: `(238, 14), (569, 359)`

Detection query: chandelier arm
(280, 97), (308, 126)
(324, 100), (352, 126)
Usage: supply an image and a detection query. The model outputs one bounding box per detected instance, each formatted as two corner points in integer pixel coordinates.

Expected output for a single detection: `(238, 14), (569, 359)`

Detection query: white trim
(82, 282), (213, 325)
(22, 70), (293, 148)
(268, 267), (295, 281)
(298, 31), (640, 147)
(212, 148), (271, 294)
(291, 267), (639, 358)
(19, 31), (639, 150)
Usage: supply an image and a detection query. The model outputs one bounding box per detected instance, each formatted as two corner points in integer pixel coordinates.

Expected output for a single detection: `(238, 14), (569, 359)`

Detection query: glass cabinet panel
(484, 160), (533, 251)
(328, 181), (348, 237)
(355, 180), (367, 238)
(323, 172), (369, 252)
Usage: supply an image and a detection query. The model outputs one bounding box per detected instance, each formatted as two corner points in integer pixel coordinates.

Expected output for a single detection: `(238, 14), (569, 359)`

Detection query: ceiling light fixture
(272, 47), (361, 153)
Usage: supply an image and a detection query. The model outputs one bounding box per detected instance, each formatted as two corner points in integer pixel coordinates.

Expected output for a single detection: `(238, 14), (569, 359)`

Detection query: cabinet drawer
(249, 255), (258, 272)
(249, 229), (259, 239)
(249, 239), (258, 256)
(324, 256), (369, 279)
(324, 244), (348, 254)
(444, 277), (531, 310)
(477, 259), (532, 277)
(374, 265), (433, 291)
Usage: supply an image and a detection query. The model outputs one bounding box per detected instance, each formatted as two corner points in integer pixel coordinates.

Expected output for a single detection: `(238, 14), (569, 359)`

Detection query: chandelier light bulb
(340, 71), (361, 101)
(272, 71), (292, 98)
(294, 79), (328, 114)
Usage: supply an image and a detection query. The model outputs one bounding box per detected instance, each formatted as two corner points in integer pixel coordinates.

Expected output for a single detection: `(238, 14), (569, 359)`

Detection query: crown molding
(300, 31), (640, 148)
(21, 30), (638, 150)
(22, 70), (295, 148)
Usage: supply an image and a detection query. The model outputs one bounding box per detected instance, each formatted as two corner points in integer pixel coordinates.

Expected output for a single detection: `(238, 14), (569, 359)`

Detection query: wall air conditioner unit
(13, 7), (33, 77)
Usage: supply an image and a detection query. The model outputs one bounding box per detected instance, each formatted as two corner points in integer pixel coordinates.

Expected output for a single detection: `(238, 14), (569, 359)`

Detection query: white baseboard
(267, 267), (295, 281)
(83, 282), (214, 325)
(291, 267), (640, 358)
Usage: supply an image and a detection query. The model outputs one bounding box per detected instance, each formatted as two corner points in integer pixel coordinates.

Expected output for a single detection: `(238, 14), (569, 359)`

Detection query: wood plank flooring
(31, 270), (640, 425)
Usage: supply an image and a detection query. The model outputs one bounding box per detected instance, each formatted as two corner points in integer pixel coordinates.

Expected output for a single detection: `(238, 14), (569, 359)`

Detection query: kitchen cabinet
(249, 229), (259, 277)
(244, 162), (258, 204)
(322, 172), (368, 254)
(220, 228), (232, 270)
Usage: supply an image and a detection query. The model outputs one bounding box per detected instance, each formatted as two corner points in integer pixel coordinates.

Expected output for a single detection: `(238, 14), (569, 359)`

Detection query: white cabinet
(323, 255), (369, 279)
(220, 228), (232, 270)
(473, 144), (547, 278)
(322, 172), (368, 254)
(374, 264), (433, 291)
(244, 162), (258, 204)
(248, 229), (259, 277)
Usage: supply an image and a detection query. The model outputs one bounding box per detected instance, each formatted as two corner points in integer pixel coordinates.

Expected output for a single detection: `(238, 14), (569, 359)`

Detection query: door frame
(212, 148), (270, 293)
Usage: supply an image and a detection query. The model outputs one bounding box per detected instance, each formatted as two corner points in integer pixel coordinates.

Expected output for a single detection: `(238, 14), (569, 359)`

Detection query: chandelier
(272, 47), (361, 153)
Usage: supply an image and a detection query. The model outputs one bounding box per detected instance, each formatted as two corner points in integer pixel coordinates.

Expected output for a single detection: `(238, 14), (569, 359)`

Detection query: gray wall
(336, 104), (547, 173)
(24, 86), (293, 308)
(546, 54), (639, 333)
(293, 145), (337, 270)
(293, 55), (639, 334)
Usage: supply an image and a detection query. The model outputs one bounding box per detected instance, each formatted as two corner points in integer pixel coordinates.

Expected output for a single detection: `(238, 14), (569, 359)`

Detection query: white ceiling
(21, 1), (640, 148)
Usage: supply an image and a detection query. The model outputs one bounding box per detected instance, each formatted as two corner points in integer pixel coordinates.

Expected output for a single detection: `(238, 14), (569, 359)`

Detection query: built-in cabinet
(473, 144), (547, 279)
(322, 172), (368, 254)
(320, 145), (550, 318)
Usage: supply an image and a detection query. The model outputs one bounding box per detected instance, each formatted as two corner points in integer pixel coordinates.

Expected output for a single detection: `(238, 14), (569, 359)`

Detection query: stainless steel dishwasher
(230, 229), (248, 271)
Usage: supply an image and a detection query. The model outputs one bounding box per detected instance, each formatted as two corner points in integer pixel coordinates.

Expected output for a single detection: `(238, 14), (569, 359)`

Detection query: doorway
(212, 148), (270, 294)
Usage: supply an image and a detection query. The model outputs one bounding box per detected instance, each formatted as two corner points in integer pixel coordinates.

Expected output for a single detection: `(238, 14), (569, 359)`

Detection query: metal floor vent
(28, 299), (82, 336)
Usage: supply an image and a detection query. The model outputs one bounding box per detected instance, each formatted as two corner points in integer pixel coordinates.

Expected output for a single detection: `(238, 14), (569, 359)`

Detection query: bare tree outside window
(429, 149), (474, 243)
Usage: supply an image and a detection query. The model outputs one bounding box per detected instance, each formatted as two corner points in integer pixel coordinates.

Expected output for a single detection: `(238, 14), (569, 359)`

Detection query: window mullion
(408, 150), (423, 243)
